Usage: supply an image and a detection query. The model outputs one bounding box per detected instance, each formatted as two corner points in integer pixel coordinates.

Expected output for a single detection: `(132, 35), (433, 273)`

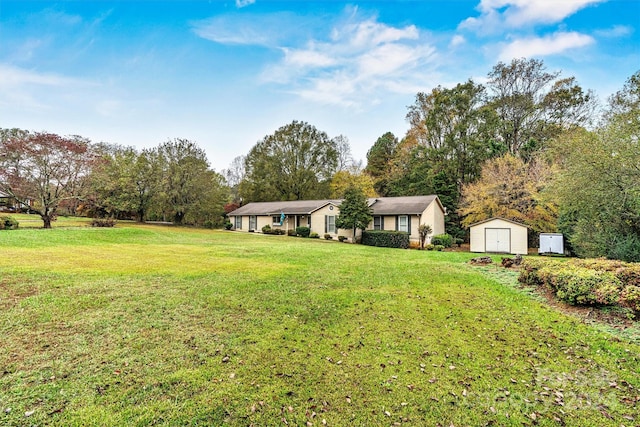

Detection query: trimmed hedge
(362, 230), (409, 249)
(295, 226), (311, 238)
(431, 233), (453, 248)
(519, 258), (640, 318)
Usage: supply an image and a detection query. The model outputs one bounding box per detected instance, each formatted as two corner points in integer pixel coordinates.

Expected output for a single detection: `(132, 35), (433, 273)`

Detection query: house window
(234, 216), (242, 229)
(398, 215), (409, 232)
(272, 215), (280, 225)
(373, 216), (383, 230)
(325, 215), (336, 233)
(249, 215), (257, 231)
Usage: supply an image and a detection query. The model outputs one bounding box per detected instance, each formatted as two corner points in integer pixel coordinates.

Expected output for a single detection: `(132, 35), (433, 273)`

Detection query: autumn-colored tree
(459, 153), (557, 240)
(0, 130), (94, 228)
(330, 168), (377, 199)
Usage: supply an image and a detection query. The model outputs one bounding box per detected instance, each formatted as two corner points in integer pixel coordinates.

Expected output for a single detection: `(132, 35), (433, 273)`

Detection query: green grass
(1, 224), (638, 426)
(3, 213), (93, 229)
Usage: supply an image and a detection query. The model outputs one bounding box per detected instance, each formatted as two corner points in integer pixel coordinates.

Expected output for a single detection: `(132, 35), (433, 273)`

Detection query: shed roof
(469, 217), (528, 229)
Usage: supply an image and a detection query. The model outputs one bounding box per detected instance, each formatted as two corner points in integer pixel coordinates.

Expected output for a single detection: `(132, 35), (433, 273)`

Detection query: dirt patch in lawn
(0, 278), (38, 309)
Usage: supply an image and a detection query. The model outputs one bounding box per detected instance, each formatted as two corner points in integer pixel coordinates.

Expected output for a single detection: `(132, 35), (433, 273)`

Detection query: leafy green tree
(88, 144), (150, 220)
(546, 71), (640, 261)
(364, 132), (399, 196)
(406, 80), (496, 187)
(335, 186), (373, 243)
(487, 58), (595, 157)
(0, 130), (93, 228)
(240, 121), (338, 202)
(155, 139), (227, 225)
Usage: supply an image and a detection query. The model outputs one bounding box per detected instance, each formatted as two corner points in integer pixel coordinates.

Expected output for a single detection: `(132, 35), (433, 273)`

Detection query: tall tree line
(0, 131), (228, 228)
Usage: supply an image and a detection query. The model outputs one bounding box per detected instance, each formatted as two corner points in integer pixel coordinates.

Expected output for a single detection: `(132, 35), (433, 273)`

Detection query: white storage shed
(469, 217), (529, 255)
(539, 233), (564, 255)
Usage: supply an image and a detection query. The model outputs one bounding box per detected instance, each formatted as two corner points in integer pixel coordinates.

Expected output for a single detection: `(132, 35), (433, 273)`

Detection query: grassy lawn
(0, 224), (638, 426)
(2, 213), (93, 228)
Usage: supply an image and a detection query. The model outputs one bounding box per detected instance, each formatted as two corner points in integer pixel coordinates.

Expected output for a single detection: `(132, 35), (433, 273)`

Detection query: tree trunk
(42, 215), (52, 229)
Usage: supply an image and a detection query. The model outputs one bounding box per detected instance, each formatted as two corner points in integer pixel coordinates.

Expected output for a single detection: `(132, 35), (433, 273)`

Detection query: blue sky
(1, 0), (638, 171)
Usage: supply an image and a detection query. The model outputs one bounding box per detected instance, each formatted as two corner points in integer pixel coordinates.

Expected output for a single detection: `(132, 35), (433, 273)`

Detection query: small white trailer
(539, 233), (564, 255)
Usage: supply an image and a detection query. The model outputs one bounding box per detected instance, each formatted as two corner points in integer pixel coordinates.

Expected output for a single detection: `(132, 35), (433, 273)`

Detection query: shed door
(485, 228), (510, 253)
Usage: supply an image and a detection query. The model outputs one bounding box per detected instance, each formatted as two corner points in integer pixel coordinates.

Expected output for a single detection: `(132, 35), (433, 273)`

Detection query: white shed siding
(469, 218), (528, 255)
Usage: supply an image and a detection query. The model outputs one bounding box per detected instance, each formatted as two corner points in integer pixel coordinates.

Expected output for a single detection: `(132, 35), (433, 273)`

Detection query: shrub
(287, 230), (296, 237)
(295, 226), (311, 238)
(0, 215), (19, 230)
(224, 221), (233, 230)
(91, 218), (116, 227)
(434, 245), (445, 251)
(274, 229), (286, 235)
(362, 230), (409, 249)
(310, 232), (319, 239)
(203, 220), (215, 229)
(262, 224), (272, 233)
(425, 244), (435, 251)
(454, 237), (464, 246)
(620, 285), (640, 316)
(431, 233), (453, 248)
(324, 234), (333, 240)
(338, 236), (348, 242)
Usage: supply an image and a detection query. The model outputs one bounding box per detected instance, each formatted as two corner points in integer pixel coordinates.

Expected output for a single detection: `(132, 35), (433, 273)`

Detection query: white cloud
(235, 0), (255, 8)
(461, 0), (605, 32)
(450, 35), (466, 48)
(594, 25), (633, 38)
(0, 64), (83, 87)
(498, 31), (594, 61)
(259, 12), (437, 108)
(191, 12), (301, 47)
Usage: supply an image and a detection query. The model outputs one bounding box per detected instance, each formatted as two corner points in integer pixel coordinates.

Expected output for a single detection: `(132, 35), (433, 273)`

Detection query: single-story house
(228, 195), (446, 243)
(469, 217), (528, 255)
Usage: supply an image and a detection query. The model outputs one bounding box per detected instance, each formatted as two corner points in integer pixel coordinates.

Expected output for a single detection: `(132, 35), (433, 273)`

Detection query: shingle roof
(368, 195), (439, 215)
(229, 195), (442, 216)
(228, 199), (342, 216)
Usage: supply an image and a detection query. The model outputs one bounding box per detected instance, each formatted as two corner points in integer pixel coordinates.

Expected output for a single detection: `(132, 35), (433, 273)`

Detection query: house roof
(228, 199), (342, 216)
(469, 217), (529, 228)
(229, 195), (443, 217)
(368, 195), (441, 215)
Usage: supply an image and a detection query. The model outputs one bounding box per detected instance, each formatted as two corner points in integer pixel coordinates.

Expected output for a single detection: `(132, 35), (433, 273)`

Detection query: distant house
(469, 217), (528, 255)
(0, 191), (33, 212)
(228, 195), (446, 243)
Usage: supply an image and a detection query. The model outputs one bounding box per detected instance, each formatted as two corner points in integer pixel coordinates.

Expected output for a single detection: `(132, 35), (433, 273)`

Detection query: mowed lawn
(0, 225), (638, 426)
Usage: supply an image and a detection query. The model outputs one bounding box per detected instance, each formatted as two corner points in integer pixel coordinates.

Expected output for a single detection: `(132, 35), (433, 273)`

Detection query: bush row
(0, 215), (19, 230)
(519, 258), (640, 318)
(362, 230), (409, 249)
(261, 225), (286, 235)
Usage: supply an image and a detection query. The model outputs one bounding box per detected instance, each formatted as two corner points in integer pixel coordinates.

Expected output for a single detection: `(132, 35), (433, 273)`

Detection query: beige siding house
(228, 195), (446, 243)
(469, 217), (528, 255)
